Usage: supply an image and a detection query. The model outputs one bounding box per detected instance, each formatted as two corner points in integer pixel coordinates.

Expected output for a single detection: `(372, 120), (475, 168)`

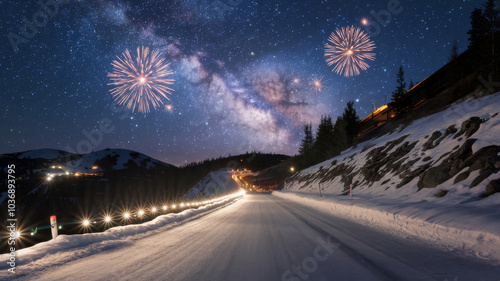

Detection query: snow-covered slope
(286, 92), (500, 200)
(65, 149), (171, 171)
(5, 149), (73, 160)
(185, 168), (241, 199)
(1, 148), (172, 174)
(276, 92), (500, 260)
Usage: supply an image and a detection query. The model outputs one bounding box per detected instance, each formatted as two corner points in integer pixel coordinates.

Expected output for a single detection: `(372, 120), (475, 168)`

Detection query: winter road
(8, 192), (500, 281)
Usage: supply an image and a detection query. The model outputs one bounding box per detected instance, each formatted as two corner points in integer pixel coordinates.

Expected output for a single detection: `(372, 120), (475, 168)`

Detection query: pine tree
(408, 79), (415, 90)
(342, 101), (360, 145)
(313, 116), (335, 161)
(448, 40), (460, 62)
(332, 116), (349, 153)
(299, 123), (314, 155)
(468, 8), (490, 47)
(391, 66), (407, 114)
(483, 0), (500, 31)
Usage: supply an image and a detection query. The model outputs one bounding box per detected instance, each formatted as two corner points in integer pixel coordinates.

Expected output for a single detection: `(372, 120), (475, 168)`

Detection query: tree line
(296, 101), (359, 169)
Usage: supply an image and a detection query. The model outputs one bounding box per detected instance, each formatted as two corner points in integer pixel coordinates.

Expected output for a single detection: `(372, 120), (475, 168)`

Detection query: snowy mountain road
(9, 192), (500, 281)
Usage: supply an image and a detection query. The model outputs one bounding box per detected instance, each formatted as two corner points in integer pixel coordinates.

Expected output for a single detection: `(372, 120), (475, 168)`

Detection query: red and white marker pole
(50, 215), (58, 239)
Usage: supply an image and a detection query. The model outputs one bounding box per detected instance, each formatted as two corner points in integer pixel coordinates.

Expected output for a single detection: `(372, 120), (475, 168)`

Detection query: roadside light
(180, 203), (185, 207)
(83, 220), (90, 227)
(123, 212), (130, 219)
(105, 216), (111, 223)
(138, 210), (145, 216)
(290, 167), (295, 172)
(162, 205), (167, 211)
(151, 207), (157, 213)
(172, 204), (177, 209)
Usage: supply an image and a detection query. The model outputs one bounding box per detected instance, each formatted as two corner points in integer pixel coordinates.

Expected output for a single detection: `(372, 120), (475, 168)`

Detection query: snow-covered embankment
(275, 92), (500, 261)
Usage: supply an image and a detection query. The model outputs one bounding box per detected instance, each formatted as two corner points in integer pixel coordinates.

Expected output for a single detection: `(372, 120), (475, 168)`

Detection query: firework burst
(108, 47), (174, 113)
(325, 26), (376, 77)
(309, 75), (325, 92)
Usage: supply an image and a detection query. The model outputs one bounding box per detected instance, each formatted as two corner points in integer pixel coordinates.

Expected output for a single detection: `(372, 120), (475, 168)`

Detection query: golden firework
(325, 26), (376, 77)
(108, 47), (174, 113)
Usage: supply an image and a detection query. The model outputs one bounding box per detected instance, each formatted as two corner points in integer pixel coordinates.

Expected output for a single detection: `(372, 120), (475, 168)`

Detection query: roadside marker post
(50, 215), (58, 239)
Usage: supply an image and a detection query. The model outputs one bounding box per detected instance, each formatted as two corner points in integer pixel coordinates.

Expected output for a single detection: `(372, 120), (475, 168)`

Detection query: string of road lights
(28, 190), (246, 237)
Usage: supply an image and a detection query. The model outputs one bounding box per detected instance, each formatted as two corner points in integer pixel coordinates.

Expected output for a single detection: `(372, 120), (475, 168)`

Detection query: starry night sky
(1, 0), (480, 166)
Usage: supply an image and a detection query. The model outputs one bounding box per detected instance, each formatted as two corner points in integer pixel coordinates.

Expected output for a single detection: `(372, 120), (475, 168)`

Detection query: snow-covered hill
(277, 92), (500, 260)
(65, 149), (172, 172)
(1, 148), (173, 174)
(10, 149), (73, 160)
(185, 168), (241, 199)
(286, 92), (500, 201)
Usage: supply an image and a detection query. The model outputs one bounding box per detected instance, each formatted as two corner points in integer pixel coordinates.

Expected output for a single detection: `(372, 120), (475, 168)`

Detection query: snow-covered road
(6, 192), (500, 281)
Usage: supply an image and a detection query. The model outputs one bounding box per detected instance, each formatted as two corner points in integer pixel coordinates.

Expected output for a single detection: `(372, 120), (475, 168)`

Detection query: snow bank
(0, 195), (243, 276)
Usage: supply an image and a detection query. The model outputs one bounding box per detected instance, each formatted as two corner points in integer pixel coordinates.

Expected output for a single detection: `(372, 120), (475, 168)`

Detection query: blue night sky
(1, 0), (480, 165)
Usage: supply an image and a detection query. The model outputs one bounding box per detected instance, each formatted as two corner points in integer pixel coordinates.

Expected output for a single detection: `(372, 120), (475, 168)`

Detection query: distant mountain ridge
(1, 148), (173, 174)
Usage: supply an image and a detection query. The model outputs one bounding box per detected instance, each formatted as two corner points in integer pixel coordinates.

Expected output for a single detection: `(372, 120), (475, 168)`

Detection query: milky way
(1, 0), (479, 165)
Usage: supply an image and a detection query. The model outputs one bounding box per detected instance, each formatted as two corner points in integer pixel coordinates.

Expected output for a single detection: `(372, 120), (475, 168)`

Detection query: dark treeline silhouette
(295, 101), (360, 169)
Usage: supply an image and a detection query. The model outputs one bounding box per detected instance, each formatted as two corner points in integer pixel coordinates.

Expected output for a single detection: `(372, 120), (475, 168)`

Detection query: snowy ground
(279, 92), (500, 264)
(2, 193), (499, 281)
